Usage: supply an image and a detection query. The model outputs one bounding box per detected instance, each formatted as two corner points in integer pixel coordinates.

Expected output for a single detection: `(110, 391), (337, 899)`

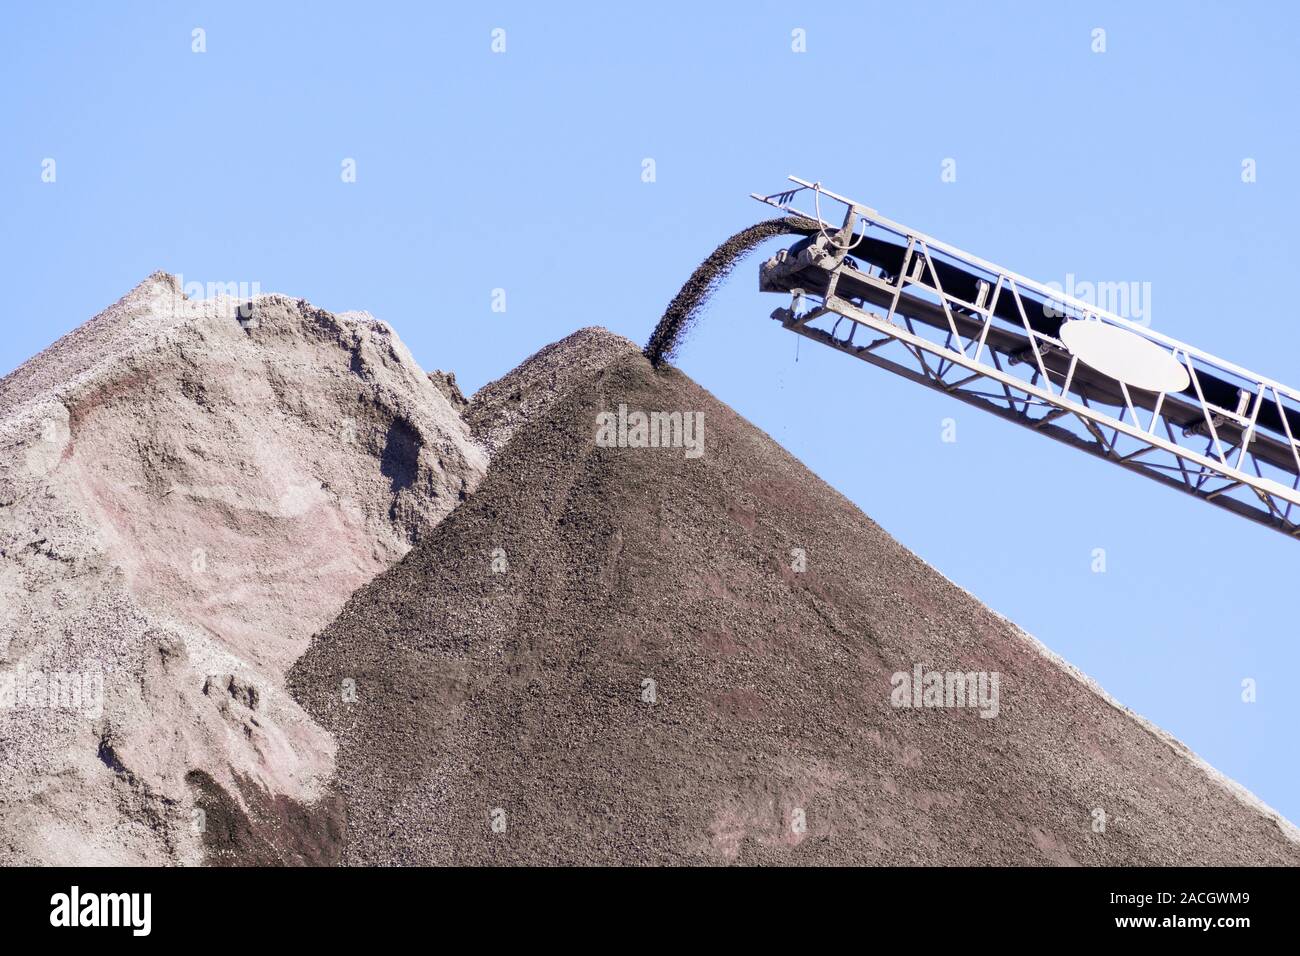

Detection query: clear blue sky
(4, 1), (1299, 824)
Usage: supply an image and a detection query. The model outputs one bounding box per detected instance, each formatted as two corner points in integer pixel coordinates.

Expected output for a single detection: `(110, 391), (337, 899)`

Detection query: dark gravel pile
(465, 327), (638, 455)
(643, 216), (816, 366)
(287, 329), (1300, 865)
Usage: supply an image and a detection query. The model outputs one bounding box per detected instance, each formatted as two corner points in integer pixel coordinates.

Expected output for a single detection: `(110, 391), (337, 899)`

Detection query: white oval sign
(1060, 320), (1190, 394)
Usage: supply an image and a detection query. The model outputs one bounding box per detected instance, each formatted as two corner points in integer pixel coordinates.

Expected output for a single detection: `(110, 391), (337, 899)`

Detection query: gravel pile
(467, 327), (639, 454)
(0, 274), (486, 864)
(288, 329), (1300, 865)
(9, 269), (1296, 866)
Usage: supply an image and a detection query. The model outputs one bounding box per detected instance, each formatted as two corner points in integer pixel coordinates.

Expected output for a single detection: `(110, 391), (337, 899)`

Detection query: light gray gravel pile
(0, 274), (486, 864)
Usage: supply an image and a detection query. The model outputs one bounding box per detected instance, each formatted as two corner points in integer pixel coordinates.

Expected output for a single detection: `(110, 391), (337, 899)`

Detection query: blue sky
(4, 2), (1299, 824)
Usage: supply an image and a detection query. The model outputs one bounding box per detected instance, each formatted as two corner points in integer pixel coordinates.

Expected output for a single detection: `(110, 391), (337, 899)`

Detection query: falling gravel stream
(644, 216), (816, 366)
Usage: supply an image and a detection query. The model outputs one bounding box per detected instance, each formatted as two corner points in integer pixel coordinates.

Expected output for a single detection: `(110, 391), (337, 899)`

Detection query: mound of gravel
(465, 327), (640, 455)
(290, 329), (1300, 865)
(0, 274), (486, 865)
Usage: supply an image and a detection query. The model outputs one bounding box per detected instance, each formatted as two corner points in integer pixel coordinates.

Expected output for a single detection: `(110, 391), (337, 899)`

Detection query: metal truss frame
(752, 176), (1300, 539)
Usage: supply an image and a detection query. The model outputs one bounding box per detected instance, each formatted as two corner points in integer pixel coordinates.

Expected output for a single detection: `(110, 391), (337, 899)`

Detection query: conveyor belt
(769, 229), (1300, 477)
